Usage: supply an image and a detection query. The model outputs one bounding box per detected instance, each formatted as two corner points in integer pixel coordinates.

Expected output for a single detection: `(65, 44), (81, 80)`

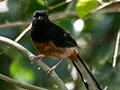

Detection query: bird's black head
(33, 10), (48, 22)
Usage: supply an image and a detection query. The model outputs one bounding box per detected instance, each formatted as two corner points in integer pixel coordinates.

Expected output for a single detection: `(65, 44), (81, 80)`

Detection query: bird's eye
(38, 16), (41, 20)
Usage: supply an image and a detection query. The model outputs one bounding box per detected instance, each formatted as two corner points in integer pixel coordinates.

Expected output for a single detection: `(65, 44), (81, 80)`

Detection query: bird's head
(33, 10), (48, 23)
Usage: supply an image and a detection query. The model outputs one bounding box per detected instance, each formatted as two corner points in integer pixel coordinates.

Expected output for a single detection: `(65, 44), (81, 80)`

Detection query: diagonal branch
(92, 0), (120, 13)
(15, 23), (32, 42)
(43, 0), (72, 10)
(0, 36), (68, 90)
(112, 29), (120, 67)
(48, 0), (73, 10)
(0, 73), (47, 90)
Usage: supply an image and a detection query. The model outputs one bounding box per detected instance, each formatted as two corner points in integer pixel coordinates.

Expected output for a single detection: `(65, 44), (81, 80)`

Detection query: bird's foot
(47, 65), (57, 74)
(30, 54), (45, 64)
(47, 59), (62, 74)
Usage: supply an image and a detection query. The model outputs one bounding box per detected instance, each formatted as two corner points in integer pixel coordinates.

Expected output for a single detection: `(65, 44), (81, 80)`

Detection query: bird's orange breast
(31, 39), (78, 61)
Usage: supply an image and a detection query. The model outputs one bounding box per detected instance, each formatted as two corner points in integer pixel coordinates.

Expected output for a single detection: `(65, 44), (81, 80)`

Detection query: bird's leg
(30, 54), (45, 64)
(47, 59), (63, 74)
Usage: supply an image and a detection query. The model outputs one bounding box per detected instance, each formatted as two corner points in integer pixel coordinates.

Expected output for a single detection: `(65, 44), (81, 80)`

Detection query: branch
(48, 0), (72, 10)
(0, 36), (68, 90)
(15, 23), (32, 42)
(43, 0), (73, 10)
(0, 22), (31, 56)
(0, 73), (47, 90)
(49, 11), (77, 21)
(112, 29), (120, 67)
(92, 0), (120, 13)
(0, 21), (30, 29)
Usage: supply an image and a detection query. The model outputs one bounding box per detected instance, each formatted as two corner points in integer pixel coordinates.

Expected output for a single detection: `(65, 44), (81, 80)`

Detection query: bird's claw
(30, 54), (44, 64)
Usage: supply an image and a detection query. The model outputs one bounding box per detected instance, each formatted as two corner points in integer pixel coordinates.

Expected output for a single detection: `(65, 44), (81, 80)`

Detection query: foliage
(76, 0), (100, 18)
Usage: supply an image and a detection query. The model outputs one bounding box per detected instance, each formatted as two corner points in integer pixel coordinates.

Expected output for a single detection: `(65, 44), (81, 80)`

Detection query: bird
(30, 10), (102, 90)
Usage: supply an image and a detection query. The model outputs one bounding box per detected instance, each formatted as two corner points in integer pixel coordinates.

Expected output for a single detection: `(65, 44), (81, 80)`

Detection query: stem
(113, 29), (120, 67)
(0, 74), (46, 90)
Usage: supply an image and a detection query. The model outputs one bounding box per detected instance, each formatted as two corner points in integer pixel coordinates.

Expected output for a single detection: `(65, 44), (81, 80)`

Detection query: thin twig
(0, 21), (30, 29)
(91, 0), (120, 13)
(113, 29), (120, 67)
(0, 36), (68, 90)
(0, 22), (31, 56)
(0, 73), (47, 90)
(43, 0), (73, 11)
(15, 23), (32, 42)
(48, 0), (72, 10)
(49, 11), (77, 21)
(103, 86), (108, 90)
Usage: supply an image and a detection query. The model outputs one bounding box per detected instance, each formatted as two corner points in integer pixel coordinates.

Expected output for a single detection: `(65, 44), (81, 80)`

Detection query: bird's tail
(72, 54), (102, 90)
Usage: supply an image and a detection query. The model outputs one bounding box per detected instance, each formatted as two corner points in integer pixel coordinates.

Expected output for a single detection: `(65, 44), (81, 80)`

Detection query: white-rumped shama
(30, 10), (102, 90)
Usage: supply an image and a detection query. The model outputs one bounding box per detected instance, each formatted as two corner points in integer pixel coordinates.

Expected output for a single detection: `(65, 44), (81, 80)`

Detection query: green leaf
(76, 0), (100, 18)
(36, 0), (45, 5)
(10, 55), (35, 83)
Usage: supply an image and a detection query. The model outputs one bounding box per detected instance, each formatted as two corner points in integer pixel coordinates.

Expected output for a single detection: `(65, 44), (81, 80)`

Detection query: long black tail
(72, 54), (102, 90)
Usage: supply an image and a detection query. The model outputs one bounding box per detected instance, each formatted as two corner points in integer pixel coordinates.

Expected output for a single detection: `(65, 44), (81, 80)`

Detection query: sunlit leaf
(36, 0), (45, 5)
(10, 55), (34, 83)
(76, 0), (100, 18)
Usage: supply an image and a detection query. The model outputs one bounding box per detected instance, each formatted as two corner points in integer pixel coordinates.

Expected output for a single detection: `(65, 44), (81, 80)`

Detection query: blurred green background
(0, 0), (120, 90)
